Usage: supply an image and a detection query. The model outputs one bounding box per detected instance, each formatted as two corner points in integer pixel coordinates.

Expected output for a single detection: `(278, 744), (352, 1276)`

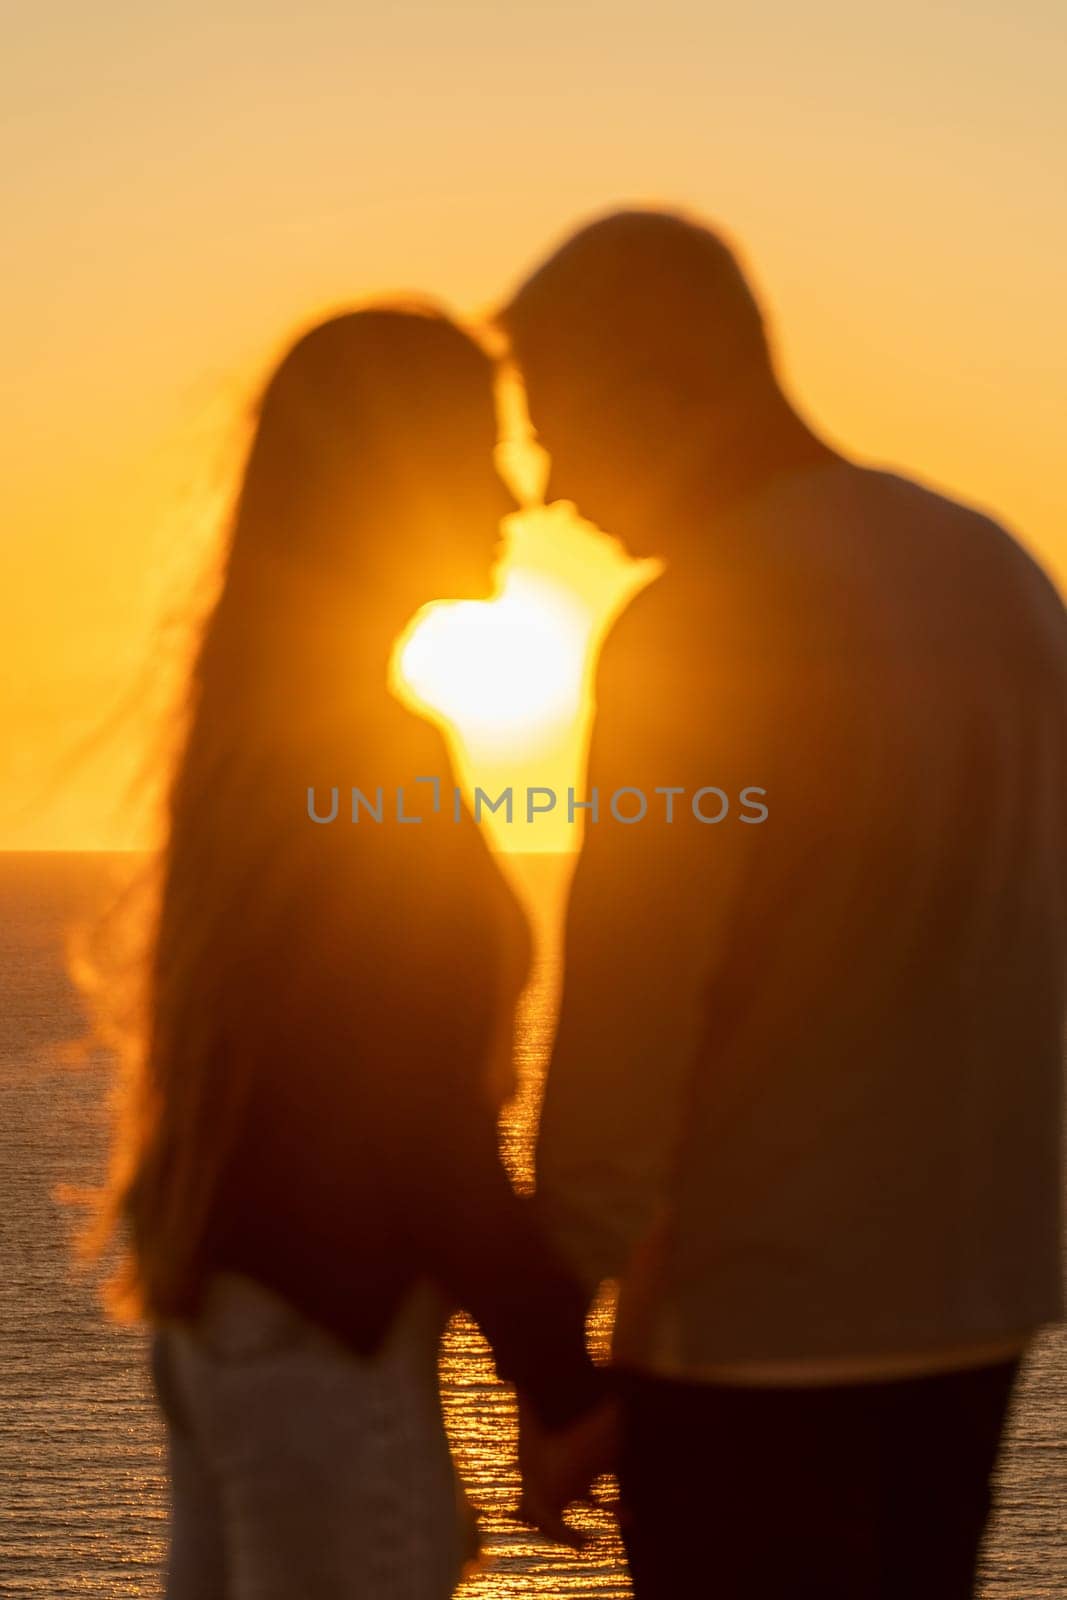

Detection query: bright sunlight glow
(396, 570), (588, 749)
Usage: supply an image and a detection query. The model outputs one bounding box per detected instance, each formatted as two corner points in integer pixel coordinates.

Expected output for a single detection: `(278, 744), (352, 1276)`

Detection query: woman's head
(238, 305), (513, 598)
(218, 304), (514, 710)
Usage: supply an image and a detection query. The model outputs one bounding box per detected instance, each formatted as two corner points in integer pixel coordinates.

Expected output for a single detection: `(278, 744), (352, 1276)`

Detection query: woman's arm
(384, 821), (604, 1428)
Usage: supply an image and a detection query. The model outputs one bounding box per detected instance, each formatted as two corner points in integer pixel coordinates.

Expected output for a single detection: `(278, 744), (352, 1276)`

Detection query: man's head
(499, 209), (776, 555)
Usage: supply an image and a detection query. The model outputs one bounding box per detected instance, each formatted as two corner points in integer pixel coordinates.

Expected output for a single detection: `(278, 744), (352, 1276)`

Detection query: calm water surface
(0, 852), (1063, 1596)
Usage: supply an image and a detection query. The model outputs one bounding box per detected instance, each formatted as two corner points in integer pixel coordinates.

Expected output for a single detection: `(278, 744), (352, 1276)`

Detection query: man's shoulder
(781, 462), (1063, 648)
(853, 465), (1059, 600)
(594, 573), (666, 700)
(593, 568), (719, 726)
(595, 561), (733, 674)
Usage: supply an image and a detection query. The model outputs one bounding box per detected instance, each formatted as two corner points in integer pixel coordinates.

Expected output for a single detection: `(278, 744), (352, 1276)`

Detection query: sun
(395, 568), (590, 749)
(390, 503), (651, 852)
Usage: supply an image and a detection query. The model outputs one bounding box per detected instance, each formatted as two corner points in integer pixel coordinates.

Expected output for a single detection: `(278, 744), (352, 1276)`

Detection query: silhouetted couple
(106, 210), (1066, 1600)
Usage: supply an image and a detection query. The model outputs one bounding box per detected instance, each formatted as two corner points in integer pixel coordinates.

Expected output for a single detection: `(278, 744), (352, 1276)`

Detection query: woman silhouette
(100, 306), (606, 1597)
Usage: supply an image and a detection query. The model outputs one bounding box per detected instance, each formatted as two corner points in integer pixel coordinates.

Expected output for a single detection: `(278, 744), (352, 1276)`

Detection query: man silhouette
(501, 210), (1067, 1598)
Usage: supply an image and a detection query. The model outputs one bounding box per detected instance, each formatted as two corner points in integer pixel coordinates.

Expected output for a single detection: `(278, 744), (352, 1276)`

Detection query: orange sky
(3, 1), (1065, 849)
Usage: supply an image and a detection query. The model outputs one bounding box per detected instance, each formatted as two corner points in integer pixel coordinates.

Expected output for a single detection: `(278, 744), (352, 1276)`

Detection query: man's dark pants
(619, 1360), (1020, 1599)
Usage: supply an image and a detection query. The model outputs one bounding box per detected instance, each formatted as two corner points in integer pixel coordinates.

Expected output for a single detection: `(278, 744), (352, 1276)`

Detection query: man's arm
(535, 590), (756, 1292)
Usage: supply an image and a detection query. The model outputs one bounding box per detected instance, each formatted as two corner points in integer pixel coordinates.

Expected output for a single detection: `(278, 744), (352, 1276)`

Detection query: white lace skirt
(153, 1273), (472, 1600)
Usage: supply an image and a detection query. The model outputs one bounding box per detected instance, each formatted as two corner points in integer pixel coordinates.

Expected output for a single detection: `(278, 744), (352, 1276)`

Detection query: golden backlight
(392, 502), (653, 854)
(397, 570), (586, 745)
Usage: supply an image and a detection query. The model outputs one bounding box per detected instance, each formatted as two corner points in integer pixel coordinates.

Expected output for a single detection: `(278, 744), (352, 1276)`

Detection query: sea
(0, 850), (1063, 1597)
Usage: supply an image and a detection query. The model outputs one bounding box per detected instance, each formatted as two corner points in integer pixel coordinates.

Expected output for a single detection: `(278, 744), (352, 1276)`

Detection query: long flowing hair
(89, 303), (497, 1320)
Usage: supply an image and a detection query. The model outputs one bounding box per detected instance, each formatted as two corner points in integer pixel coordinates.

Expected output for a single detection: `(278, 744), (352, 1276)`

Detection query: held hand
(517, 1395), (620, 1550)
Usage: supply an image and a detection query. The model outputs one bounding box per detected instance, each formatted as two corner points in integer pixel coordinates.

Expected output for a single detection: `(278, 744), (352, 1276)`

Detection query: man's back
(539, 458), (1067, 1368)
